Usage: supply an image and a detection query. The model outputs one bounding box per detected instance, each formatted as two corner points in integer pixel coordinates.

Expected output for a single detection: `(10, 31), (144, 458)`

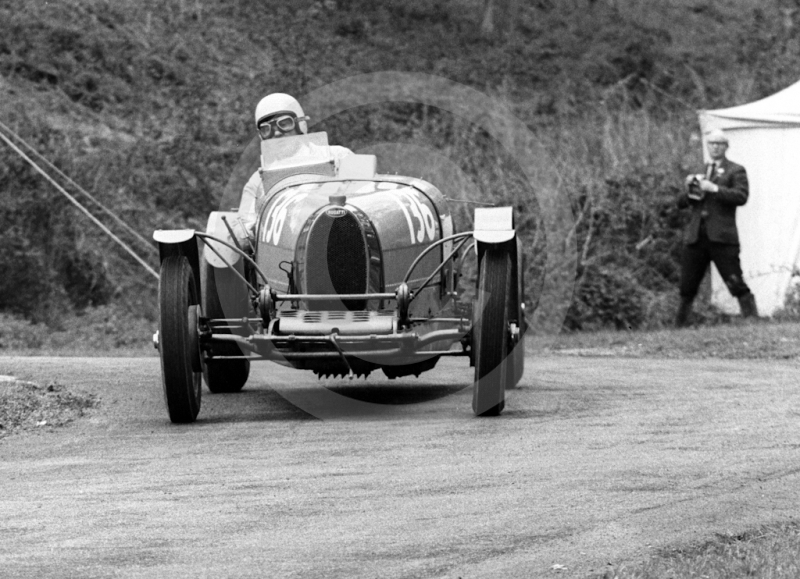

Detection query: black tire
(200, 256), (250, 393)
(159, 255), (202, 423)
(472, 245), (511, 416)
(508, 241), (525, 389)
(203, 358), (250, 393)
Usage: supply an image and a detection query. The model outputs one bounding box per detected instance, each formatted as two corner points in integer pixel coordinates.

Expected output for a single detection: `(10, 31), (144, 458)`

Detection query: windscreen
(260, 132), (332, 170)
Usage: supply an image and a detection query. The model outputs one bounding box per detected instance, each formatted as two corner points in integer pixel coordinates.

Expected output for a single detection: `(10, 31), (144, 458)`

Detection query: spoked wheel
(200, 256), (250, 393)
(472, 244), (512, 416)
(507, 241), (525, 390)
(159, 255), (202, 423)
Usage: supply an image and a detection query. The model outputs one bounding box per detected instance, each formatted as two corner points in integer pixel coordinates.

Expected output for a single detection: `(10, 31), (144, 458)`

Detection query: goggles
(257, 114), (309, 140)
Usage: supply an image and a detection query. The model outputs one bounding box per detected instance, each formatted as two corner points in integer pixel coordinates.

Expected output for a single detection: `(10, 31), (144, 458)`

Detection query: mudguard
(474, 206), (515, 244)
(153, 229), (201, 297)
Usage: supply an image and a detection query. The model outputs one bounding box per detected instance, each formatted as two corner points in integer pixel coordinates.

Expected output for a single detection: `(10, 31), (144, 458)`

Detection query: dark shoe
(675, 298), (693, 328)
(738, 292), (759, 319)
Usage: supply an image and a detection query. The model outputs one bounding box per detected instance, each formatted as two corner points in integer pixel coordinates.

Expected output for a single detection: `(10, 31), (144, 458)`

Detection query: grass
(546, 319), (800, 360)
(3, 306), (799, 360)
(594, 521), (800, 579)
(0, 307), (157, 356)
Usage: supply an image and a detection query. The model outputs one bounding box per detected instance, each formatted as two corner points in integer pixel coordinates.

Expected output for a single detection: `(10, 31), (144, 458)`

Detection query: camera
(687, 176), (704, 201)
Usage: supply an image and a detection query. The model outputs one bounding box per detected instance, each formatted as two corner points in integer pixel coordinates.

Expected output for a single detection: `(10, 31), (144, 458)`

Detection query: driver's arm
(330, 145), (354, 169)
(240, 170), (264, 214)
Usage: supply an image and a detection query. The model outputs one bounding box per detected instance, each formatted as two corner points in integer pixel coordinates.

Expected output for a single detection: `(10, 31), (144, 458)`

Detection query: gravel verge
(0, 375), (98, 438)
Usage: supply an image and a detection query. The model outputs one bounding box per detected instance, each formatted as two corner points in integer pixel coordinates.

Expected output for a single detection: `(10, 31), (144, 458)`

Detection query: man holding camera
(675, 129), (758, 327)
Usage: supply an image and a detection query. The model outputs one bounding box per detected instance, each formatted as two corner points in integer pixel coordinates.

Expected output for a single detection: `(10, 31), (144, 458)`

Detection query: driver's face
(257, 114), (302, 140)
(707, 141), (728, 161)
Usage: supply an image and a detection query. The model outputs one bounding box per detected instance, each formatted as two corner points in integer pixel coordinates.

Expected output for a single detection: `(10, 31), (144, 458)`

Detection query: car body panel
(255, 177), (447, 317)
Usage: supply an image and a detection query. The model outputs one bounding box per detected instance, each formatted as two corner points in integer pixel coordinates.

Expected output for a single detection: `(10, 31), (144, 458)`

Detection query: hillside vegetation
(1, 0), (799, 333)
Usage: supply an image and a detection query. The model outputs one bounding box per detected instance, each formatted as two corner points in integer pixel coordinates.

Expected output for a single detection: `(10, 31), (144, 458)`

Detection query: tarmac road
(1, 354), (799, 578)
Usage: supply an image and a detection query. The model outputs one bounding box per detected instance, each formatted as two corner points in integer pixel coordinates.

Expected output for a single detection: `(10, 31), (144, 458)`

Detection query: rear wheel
(200, 256), (250, 393)
(203, 358), (250, 393)
(472, 245), (511, 416)
(159, 256), (202, 423)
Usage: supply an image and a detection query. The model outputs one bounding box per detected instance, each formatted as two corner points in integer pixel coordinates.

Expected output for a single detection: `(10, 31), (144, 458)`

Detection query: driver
(240, 93), (352, 205)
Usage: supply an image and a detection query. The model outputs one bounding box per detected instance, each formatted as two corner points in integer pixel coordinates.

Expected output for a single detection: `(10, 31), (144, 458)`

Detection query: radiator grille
(306, 212), (367, 310)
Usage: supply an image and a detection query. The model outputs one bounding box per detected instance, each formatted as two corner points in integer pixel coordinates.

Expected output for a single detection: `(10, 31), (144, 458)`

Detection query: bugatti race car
(153, 132), (526, 422)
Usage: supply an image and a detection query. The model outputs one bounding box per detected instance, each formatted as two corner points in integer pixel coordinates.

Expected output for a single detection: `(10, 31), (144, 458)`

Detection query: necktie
(707, 163), (716, 180)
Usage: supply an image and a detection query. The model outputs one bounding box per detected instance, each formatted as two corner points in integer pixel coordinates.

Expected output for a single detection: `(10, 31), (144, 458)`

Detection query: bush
(2, 0), (797, 336)
(565, 264), (645, 330)
(559, 168), (688, 329)
(773, 278), (800, 321)
(0, 130), (118, 321)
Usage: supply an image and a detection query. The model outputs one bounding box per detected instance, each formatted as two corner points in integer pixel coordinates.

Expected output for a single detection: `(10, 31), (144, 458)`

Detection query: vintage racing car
(153, 132), (526, 422)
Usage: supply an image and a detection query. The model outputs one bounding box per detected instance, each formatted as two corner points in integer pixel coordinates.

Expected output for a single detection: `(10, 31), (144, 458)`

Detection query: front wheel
(472, 245), (512, 416)
(159, 255), (202, 423)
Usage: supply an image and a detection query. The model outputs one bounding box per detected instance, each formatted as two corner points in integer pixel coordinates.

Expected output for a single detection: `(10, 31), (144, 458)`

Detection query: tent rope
(0, 127), (160, 281)
(0, 119), (157, 254)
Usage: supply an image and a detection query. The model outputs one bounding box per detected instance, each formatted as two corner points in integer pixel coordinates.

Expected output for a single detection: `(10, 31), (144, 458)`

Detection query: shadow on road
(323, 381), (468, 405)
(197, 387), (317, 424)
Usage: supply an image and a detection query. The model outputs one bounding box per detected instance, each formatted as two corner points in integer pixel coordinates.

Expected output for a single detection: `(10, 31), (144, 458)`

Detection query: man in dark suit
(675, 129), (758, 327)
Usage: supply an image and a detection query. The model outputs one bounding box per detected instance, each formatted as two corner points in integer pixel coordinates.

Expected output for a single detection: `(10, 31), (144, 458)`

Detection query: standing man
(675, 129), (758, 327)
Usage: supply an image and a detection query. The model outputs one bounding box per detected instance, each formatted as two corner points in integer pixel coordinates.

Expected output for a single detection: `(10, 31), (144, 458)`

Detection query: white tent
(698, 80), (800, 317)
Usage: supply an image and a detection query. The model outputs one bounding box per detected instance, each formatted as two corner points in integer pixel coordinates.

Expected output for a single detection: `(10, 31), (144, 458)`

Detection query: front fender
(153, 229), (201, 297)
(473, 207), (518, 304)
(473, 206), (515, 244)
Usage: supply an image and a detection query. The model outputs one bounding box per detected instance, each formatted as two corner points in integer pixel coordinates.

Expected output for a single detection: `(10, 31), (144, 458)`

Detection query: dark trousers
(679, 232), (750, 300)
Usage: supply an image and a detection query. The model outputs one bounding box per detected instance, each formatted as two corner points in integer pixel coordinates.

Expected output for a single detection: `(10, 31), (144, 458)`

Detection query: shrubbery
(2, 0), (800, 333)
(562, 171), (687, 329)
(0, 126), (113, 322)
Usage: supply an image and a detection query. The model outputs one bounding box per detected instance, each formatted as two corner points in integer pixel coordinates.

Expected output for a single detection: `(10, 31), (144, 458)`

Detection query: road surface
(1, 355), (799, 578)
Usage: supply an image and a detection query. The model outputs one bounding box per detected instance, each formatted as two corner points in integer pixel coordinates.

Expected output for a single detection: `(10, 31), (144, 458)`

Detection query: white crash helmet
(254, 93), (308, 135)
